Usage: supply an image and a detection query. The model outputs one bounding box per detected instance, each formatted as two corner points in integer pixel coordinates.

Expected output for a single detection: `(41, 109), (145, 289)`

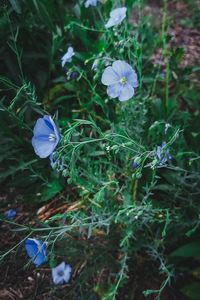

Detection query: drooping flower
(155, 142), (172, 165)
(5, 209), (16, 219)
(32, 115), (60, 159)
(50, 153), (64, 172)
(91, 59), (98, 71)
(25, 238), (46, 266)
(85, 0), (98, 8)
(70, 71), (78, 80)
(132, 162), (139, 169)
(101, 60), (138, 101)
(52, 262), (72, 285)
(61, 47), (75, 67)
(105, 7), (127, 29)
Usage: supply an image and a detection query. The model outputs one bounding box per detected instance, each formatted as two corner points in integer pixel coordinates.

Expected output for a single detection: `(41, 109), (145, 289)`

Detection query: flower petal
(53, 275), (65, 284)
(63, 264), (72, 283)
(105, 18), (116, 29)
(25, 239), (46, 266)
(101, 66), (119, 85)
(32, 137), (56, 158)
(43, 115), (55, 131)
(33, 116), (53, 137)
(112, 60), (130, 78)
(110, 7), (127, 19)
(126, 70), (138, 88)
(119, 84), (134, 101)
(34, 252), (46, 267)
(105, 7), (127, 28)
(61, 47), (75, 67)
(107, 83), (121, 98)
(45, 116), (60, 143)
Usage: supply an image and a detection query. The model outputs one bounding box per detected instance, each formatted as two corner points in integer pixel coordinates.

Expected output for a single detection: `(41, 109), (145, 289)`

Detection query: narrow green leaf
(181, 282), (200, 300)
(170, 242), (200, 257)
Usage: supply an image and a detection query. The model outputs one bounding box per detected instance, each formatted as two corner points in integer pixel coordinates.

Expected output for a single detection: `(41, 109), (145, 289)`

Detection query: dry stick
(37, 201), (84, 221)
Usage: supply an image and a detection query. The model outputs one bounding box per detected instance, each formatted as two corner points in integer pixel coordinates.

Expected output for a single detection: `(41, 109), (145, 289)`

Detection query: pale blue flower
(156, 142), (172, 165)
(105, 7), (127, 29)
(101, 60), (138, 101)
(25, 238), (46, 266)
(52, 262), (72, 285)
(50, 153), (64, 172)
(61, 47), (75, 67)
(32, 115), (60, 159)
(5, 209), (16, 219)
(85, 0), (98, 8)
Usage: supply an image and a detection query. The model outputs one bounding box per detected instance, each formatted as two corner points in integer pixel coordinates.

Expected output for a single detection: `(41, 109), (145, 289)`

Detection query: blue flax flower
(50, 153), (64, 172)
(52, 262), (72, 285)
(61, 47), (75, 67)
(25, 238), (46, 267)
(91, 59), (98, 71)
(156, 142), (172, 165)
(101, 60), (138, 101)
(5, 209), (16, 219)
(105, 7), (127, 29)
(85, 0), (98, 8)
(32, 115), (60, 159)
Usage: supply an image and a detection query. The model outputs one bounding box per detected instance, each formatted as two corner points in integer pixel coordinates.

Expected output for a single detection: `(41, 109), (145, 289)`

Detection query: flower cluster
(28, 4), (174, 292)
(32, 6), (138, 162)
(25, 238), (72, 285)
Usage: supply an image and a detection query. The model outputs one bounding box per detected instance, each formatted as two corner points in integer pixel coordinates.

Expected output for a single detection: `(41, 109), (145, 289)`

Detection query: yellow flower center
(120, 76), (127, 85)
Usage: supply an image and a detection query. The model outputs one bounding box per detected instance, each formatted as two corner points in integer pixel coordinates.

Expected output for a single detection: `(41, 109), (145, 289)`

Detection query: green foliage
(0, 0), (200, 299)
(171, 242), (200, 257)
(181, 282), (200, 300)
